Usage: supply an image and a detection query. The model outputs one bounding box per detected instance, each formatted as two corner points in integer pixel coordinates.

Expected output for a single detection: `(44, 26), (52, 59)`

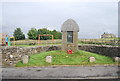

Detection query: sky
(1, 0), (118, 39)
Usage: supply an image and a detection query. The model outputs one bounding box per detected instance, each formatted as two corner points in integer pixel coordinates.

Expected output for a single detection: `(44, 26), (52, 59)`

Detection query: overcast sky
(1, 0), (118, 39)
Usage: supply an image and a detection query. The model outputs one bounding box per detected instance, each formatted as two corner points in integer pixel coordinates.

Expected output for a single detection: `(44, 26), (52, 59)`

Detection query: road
(2, 65), (120, 79)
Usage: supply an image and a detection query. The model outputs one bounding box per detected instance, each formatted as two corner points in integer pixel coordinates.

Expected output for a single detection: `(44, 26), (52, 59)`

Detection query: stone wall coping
(0, 44), (119, 50)
(78, 44), (119, 47)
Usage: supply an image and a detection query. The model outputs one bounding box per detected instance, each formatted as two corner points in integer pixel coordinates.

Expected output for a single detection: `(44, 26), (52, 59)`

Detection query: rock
(46, 56), (52, 63)
(22, 55), (29, 64)
(113, 57), (120, 62)
(19, 55), (22, 58)
(4, 59), (7, 61)
(89, 57), (96, 62)
(9, 61), (13, 65)
(9, 55), (13, 58)
(47, 46), (59, 51)
(32, 50), (37, 54)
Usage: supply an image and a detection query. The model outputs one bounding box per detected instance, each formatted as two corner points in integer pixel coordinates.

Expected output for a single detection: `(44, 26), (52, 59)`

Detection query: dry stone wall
(0, 45), (119, 67)
(1, 45), (61, 67)
(78, 45), (120, 57)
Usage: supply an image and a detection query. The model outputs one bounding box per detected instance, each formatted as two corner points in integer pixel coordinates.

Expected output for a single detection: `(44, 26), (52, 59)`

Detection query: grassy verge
(16, 50), (117, 67)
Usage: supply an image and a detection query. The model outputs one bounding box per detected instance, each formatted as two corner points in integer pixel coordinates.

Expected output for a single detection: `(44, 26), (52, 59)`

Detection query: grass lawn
(16, 50), (117, 67)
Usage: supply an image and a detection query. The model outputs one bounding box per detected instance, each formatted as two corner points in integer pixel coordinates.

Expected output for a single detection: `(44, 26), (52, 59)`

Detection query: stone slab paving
(1, 65), (120, 79)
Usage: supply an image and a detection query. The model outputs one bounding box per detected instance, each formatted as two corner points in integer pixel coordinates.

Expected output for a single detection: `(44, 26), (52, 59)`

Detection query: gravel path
(2, 65), (120, 79)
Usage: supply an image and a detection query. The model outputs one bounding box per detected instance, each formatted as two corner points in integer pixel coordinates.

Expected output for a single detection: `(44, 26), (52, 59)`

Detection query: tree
(27, 28), (38, 40)
(38, 28), (51, 40)
(38, 28), (62, 40)
(27, 27), (62, 40)
(13, 28), (25, 40)
(52, 30), (62, 39)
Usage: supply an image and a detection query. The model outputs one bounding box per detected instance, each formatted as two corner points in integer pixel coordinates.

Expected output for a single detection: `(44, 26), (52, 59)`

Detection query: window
(67, 31), (73, 43)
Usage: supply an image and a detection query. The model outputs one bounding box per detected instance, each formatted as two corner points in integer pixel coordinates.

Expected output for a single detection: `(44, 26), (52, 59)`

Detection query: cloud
(1, 0), (119, 2)
(2, 2), (118, 38)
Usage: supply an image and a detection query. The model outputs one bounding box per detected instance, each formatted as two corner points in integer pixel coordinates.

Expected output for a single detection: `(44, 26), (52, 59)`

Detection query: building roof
(61, 19), (79, 32)
(101, 33), (116, 38)
(101, 33), (115, 36)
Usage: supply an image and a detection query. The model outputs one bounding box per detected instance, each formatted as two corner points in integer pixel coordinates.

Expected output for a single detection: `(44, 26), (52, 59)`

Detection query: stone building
(61, 19), (79, 52)
(101, 32), (116, 38)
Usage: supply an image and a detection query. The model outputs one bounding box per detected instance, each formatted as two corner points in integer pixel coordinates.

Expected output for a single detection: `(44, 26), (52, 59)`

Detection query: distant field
(9, 38), (119, 47)
(14, 43), (61, 47)
(78, 38), (119, 46)
(10, 39), (62, 47)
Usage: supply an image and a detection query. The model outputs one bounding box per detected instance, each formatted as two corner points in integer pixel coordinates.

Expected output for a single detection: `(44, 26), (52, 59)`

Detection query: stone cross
(61, 19), (79, 52)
